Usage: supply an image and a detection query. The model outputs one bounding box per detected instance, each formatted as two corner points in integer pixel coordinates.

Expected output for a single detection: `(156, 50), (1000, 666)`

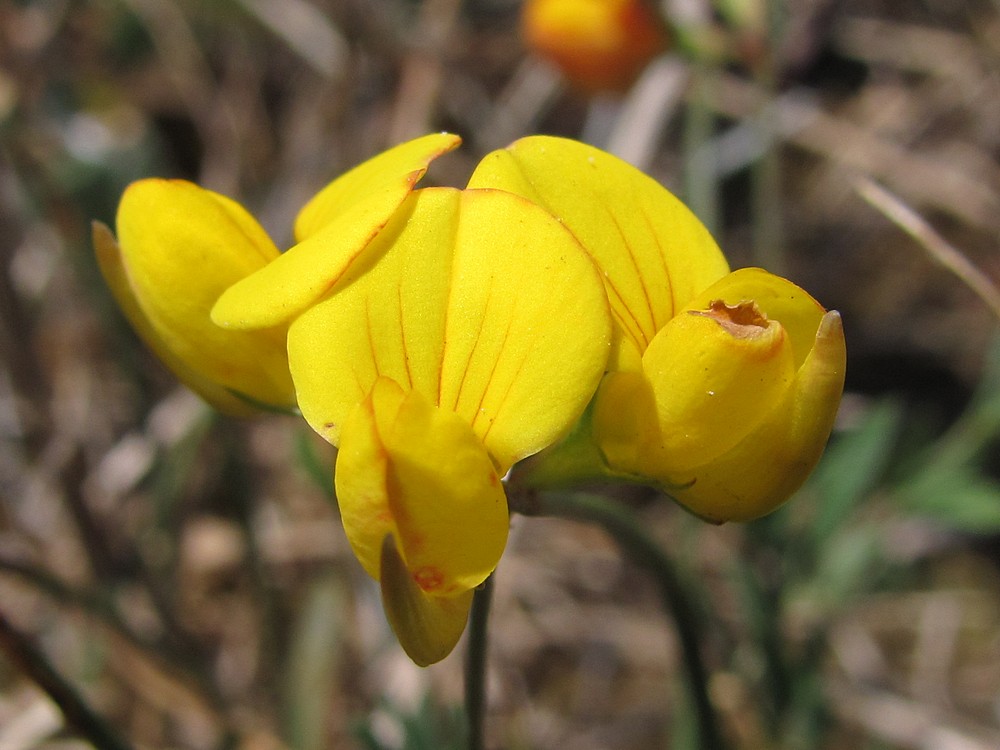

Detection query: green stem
(683, 65), (721, 237)
(732, 558), (790, 732)
(0, 557), (154, 652)
(222, 423), (283, 695)
(0, 609), (135, 750)
(464, 575), (494, 750)
(518, 491), (727, 750)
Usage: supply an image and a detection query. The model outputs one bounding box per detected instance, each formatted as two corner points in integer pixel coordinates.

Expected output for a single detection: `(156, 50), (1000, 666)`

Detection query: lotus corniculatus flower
(471, 136), (846, 523)
(97, 131), (844, 666)
(213, 139), (612, 664)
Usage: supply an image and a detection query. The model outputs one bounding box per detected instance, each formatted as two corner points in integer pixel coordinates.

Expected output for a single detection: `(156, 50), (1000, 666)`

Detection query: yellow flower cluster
(94, 134), (845, 664)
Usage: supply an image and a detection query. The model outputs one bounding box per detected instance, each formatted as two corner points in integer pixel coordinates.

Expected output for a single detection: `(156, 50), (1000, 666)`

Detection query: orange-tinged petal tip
(684, 267), (826, 369)
(385, 386), (509, 595)
(662, 308), (846, 522)
(640, 301), (796, 472)
(335, 378), (509, 595)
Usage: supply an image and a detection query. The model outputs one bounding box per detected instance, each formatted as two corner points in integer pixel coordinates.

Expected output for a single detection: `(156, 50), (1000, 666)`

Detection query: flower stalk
(464, 576), (495, 750)
(509, 489), (728, 750)
(0, 609), (135, 750)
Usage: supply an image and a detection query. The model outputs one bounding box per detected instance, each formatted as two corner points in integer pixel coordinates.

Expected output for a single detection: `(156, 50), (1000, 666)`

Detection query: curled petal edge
(664, 310), (847, 522)
(294, 132), (462, 240)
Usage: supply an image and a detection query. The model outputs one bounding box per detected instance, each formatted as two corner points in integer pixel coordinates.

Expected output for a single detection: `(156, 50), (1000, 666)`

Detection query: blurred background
(2, 0), (1000, 748)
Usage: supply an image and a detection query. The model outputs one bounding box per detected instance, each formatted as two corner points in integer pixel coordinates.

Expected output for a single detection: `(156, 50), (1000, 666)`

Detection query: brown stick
(0, 609), (134, 750)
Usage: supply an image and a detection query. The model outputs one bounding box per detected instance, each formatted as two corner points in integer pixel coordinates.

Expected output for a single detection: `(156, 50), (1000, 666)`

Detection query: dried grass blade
(855, 176), (1000, 321)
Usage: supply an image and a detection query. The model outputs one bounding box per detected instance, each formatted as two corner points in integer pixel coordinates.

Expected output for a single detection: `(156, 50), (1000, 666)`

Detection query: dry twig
(854, 176), (1000, 321)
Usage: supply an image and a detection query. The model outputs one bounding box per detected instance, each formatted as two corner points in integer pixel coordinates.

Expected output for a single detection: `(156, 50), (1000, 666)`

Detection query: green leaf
(351, 695), (467, 750)
(898, 467), (1000, 533)
(808, 399), (903, 544)
(282, 573), (349, 750)
(918, 335), (1000, 472)
(811, 525), (885, 611)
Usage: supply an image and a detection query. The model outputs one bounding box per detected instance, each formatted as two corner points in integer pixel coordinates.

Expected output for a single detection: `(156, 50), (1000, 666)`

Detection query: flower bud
(521, 0), (669, 93)
(594, 268), (847, 522)
(93, 179), (295, 415)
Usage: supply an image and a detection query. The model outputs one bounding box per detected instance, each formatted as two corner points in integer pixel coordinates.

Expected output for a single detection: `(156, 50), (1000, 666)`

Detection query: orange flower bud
(521, 0), (669, 93)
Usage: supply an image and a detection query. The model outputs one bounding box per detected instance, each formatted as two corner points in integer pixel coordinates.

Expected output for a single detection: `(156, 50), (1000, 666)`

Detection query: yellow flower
(95, 133), (461, 416)
(470, 136), (846, 522)
(521, 0), (669, 93)
(594, 269), (846, 522)
(93, 179), (295, 415)
(215, 168), (612, 663)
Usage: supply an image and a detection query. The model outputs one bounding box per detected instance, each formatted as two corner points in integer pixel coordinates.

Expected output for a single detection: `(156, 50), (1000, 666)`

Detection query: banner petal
(469, 135), (729, 353)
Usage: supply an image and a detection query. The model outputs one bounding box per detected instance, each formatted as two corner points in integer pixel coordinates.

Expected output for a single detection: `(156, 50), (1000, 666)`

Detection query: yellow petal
(99, 180), (295, 415)
(94, 220), (246, 413)
(667, 311), (846, 522)
(380, 535), (473, 666)
(441, 188), (612, 470)
(335, 377), (509, 594)
(682, 267), (826, 369)
(608, 326), (645, 373)
(639, 297), (796, 473)
(212, 133), (461, 331)
(289, 189), (458, 445)
(384, 385), (509, 594)
(294, 132), (461, 240)
(330, 378), (404, 580)
(468, 136), (729, 354)
(288, 187), (611, 471)
(589, 370), (657, 476)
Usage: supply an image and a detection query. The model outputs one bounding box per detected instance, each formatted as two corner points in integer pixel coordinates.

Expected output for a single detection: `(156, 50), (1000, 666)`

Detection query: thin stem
(0, 557), (154, 653)
(732, 557), (790, 732)
(683, 65), (721, 237)
(464, 575), (494, 750)
(0, 608), (135, 750)
(749, 0), (786, 277)
(520, 491), (727, 750)
(221, 423), (283, 694)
